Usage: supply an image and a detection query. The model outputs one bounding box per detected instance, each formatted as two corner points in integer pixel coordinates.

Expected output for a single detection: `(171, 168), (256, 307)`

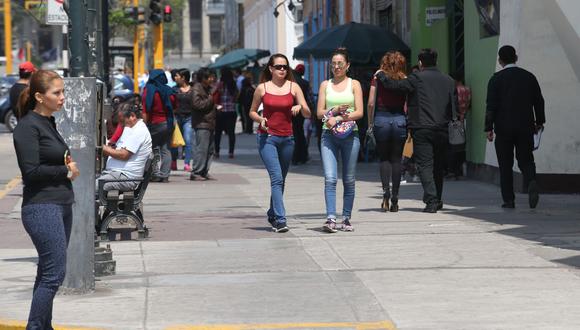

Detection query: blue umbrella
(209, 48), (271, 69)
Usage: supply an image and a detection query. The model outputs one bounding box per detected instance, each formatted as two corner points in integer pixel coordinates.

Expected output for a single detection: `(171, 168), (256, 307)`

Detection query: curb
(0, 319), (103, 330)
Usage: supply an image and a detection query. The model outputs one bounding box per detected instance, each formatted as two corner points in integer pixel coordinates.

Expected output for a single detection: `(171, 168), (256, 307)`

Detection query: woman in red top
(249, 54), (311, 233)
(368, 51), (408, 212)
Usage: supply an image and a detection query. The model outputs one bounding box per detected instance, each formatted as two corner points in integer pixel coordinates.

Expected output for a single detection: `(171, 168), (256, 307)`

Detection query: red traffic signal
(164, 5), (172, 22)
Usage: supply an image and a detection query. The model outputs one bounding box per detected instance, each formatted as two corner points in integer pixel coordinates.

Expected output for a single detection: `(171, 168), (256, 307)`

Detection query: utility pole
(3, 0), (12, 75)
(133, 0), (141, 92)
(69, 0), (88, 76)
(60, 0), (95, 293)
(153, 24), (163, 69)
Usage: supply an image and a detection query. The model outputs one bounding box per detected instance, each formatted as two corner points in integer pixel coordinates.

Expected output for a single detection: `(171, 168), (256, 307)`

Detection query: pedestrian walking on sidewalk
(375, 48), (458, 213)
(190, 68), (218, 181)
(13, 70), (80, 329)
(485, 45), (545, 209)
(214, 68), (239, 159)
(317, 48), (364, 232)
(249, 53), (311, 233)
(142, 69), (176, 183)
(368, 51), (408, 212)
(173, 68), (196, 172)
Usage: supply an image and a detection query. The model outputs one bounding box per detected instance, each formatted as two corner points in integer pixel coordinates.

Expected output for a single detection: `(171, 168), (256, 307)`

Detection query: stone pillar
(202, 0), (212, 55)
(182, 0), (193, 56)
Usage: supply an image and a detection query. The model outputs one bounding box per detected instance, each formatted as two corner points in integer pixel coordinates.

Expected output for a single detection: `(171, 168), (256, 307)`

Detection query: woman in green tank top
(316, 48), (364, 233)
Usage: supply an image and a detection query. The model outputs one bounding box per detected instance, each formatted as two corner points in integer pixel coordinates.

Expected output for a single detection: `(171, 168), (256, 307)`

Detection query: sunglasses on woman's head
(272, 64), (289, 71)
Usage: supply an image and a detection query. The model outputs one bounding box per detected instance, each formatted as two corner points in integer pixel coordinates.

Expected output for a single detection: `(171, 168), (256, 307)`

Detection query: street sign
(46, 0), (68, 25)
(113, 56), (126, 70)
(426, 6), (446, 27)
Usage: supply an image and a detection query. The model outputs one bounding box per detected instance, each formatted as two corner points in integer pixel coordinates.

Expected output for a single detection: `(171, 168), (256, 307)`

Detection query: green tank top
(324, 78), (357, 130)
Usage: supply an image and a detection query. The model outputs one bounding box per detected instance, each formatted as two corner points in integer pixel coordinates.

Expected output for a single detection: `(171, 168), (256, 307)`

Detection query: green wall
(410, 0), (451, 74)
(463, 0), (498, 163)
(411, 0), (498, 164)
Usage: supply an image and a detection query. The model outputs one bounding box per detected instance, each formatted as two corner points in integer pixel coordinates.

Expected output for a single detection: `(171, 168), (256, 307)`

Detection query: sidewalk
(1, 132), (580, 330)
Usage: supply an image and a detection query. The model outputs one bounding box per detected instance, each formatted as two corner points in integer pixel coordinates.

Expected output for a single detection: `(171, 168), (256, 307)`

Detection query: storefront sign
(426, 6), (446, 27)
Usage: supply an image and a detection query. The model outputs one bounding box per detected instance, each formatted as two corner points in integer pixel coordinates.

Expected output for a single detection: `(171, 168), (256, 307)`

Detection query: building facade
(300, 0), (580, 192)
(243, 0), (303, 67)
(183, 0), (225, 56)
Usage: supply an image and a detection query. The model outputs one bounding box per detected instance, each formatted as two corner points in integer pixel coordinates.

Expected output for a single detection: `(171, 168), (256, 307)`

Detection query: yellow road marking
(0, 319), (103, 330)
(166, 320), (396, 330)
(0, 177), (21, 200)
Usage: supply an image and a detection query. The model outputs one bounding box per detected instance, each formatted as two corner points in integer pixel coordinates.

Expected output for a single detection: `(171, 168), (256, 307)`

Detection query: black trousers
(494, 132), (536, 203)
(215, 111), (237, 155)
(411, 128), (448, 205)
(292, 114), (309, 164)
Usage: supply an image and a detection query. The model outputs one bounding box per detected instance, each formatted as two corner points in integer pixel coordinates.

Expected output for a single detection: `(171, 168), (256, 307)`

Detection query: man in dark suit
(485, 45), (545, 209)
(375, 48), (457, 213)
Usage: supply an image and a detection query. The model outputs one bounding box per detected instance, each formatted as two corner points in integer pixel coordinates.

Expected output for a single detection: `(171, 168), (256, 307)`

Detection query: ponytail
(17, 86), (34, 118)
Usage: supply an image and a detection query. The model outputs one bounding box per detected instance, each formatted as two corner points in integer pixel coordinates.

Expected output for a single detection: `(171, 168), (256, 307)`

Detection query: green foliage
(162, 0), (185, 51)
(109, 3), (138, 41)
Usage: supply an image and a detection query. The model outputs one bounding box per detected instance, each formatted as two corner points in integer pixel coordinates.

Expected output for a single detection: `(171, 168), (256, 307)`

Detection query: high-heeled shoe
(381, 196), (389, 212)
(389, 198), (399, 212)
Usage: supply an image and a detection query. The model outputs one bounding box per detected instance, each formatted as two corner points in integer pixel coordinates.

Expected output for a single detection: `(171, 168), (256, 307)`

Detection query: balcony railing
(206, 0), (225, 16)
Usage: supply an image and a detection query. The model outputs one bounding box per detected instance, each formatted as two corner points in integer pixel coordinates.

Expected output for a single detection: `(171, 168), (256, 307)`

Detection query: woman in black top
(172, 68), (195, 171)
(13, 70), (80, 329)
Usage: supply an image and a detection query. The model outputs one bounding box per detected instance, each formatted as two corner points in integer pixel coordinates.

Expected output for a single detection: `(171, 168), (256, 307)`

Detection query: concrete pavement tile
(324, 233), (555, 270)
(140, 239), (320, 275)
(298, 237), (349, 271)
(145, 271), (390, 328)
(357, 269), (580, 330)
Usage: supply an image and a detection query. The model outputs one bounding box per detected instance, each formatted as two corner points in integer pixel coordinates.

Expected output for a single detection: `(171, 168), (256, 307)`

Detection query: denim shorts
(373, 112), (407, 142)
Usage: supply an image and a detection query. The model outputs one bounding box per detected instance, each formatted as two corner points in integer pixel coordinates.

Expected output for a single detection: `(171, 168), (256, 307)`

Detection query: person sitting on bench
(98, 104), (152, 192)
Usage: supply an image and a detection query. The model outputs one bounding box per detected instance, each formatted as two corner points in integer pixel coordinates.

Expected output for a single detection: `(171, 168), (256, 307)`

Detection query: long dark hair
(177, 68), (191, 86)
(17, 70), (63, 118)
(219, 68), (237, 96)
(259, 53), (295, 84)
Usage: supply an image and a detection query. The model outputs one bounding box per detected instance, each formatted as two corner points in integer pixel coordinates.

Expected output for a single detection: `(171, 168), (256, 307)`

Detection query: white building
(243, 0), (303, 67)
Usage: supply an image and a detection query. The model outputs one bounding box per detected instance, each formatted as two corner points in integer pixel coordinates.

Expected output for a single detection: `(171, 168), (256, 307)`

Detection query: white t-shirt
(106, 119), (152, 178)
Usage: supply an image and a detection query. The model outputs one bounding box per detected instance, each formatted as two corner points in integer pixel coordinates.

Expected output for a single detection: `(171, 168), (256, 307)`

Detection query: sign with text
(46, 0), (68, 25)
(426, 6), (446, 27)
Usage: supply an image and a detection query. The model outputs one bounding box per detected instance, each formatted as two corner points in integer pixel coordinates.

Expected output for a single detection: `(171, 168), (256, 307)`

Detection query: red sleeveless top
(258, 82), (294, 136)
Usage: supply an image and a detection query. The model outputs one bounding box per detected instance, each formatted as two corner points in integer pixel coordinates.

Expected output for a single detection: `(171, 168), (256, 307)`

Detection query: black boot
(389, 197), (399, 212)
(381, 195), (389, 212)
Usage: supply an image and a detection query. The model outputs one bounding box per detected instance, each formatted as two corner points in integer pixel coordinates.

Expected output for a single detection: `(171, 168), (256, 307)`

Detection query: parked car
(0, 94), (17, 132)
(110, 74), (135, 103)
(0, 75), (18, 98)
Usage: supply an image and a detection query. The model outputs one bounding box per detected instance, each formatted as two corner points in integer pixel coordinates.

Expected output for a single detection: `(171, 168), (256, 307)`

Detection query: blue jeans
(257, 134), (294, 223)
(373, 112), (407, 142)
(321, 130), (360, 219)
(149, 122), (172, 178)
(173, 115), (194, 165)
(22, 203), (73, 330)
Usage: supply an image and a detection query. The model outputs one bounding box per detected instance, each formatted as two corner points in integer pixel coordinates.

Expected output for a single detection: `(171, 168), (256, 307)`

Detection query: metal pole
(69, 0), (88, 76)
(102, 0), (111, 91)
(4, 0), (12, 75)
(133, 0), (140, 92)
(153, 24), (164, 69)
(62, 25), (69, 77)
(61, 0), (95, 294)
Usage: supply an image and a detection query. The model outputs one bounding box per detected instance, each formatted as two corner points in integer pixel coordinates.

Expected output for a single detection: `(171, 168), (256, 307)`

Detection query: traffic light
(149, 0), (163, 25)
(164, 5), (172, 23)
(124, 7), (146, 25)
